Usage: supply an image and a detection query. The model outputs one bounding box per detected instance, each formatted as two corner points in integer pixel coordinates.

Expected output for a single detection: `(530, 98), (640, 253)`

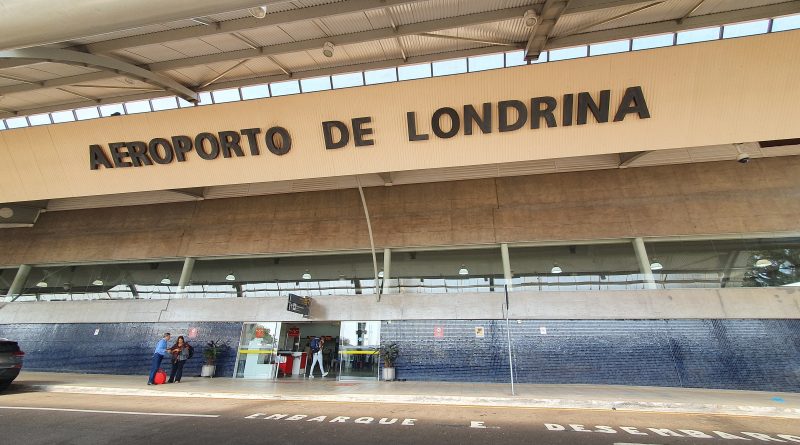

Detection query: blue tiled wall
(0, 322), (242, 378)
(381, 319), (800, 392)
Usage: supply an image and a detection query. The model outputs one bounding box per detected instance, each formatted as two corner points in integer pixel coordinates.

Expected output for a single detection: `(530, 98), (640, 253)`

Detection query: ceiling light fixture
(302, 270), (312, 280)
(160, 276), (171, 285)
(650, 261), (663, 271)
(523, 9), (539, 27)
(225, 272), (236, 281)
(322, 41), (335, 58)
(248, 5), (268, 18)
(458, 265), (469, 276)
(378, 270), (384, 278)
(36, 281), (48, 288)
(755, 259), (773, 268)
(92, 279), (104, 286)
(551, 264), (562, 274)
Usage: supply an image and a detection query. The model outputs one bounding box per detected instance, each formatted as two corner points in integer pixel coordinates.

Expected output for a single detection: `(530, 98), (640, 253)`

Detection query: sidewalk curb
(22, 384), (800, 419)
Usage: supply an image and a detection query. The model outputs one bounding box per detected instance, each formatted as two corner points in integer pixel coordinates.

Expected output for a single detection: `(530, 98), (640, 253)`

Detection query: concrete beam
(525, 0), (569, 61)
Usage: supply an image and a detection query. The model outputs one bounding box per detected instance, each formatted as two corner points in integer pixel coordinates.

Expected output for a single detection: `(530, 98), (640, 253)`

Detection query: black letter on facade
(406, 112), (429, 141)
(431, 107), (460, 139)
(352, 117), (375, 147)
(172, 136), (193, 162)
(562, 94), (574, 127)
(530, 97), (557, 129)
(577, 90), (610, 125)
(265, 127), (292, 155)
(322, 121), (350, 149)
(194, 133), (220, 160)
(498, 100), (527, 132)
(464, 103), (492, 135)
(89, 144), (113, 170)
(148, 138), (175, 164)
(127, 141), (153, 167)
(219, 131), (245, 158)
(109, 142), (133, 168)
(240, 128), (261, 155)
(614, 86), (651, 122)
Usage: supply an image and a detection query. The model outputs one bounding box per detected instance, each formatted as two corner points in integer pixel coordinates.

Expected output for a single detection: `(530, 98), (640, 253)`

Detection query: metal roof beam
(0, 48), (198, 102)
(546, 1), (800, 49)
(85, 0), (427, 54)
(0, 6), (536, 96)
(524, 0), (569, 61)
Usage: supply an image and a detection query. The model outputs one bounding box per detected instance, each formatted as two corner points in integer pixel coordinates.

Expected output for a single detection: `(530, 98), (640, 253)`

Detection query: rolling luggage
(153, 368), (167, 385)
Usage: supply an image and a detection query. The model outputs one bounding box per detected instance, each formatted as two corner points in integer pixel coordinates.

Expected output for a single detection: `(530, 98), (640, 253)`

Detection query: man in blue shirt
(147, 332), (171, 385)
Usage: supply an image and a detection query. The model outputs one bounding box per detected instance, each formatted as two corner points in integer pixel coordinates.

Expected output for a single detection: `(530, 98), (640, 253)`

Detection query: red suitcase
(154, 369), (167, 385)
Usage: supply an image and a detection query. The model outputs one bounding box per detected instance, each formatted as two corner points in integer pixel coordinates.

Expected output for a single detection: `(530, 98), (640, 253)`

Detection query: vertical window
(300, 76), (332, 92)
(590, 40), (630, 56)
(51, 110), (76, 123)
(549, 46), (588, 61)
(150, 97), (178, 111)
(723, 20), (770, 38)
(432, 58), (467, 76)
(177, 97), (195, 108)
(364, 68), (397, 84)
(4, 117), (28, 128)
(75, 107), (100, 120)
(270, 80), (301, 96)
(196, 91), (213, 105)
(211, 88), (241, 103)
(240, 84), (269, 99)
(332, 72), (364, 89)
(397, 63), (431, 80)
(28, 113), (52, 126)
(468, 53), (504, 72)
(676, 27), (720, 44)
(99, 104), (125, 117)
(124, 100), (152, 114)
(772, 14), (800, 32)
(505, 50), (527, 66)
(632, 33), (674, 50)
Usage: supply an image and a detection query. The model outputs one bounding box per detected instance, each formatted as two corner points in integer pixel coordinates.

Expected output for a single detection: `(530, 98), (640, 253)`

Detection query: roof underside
(1, 0), (798, 117)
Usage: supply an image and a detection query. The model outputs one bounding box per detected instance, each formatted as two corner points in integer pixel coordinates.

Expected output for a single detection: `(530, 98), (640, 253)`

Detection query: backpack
(187, 344), (194, 360)
(310, 337), (320, 353)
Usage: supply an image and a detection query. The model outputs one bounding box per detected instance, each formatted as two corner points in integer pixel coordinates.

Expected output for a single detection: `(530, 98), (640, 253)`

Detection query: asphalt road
(1, 389), (799, 445)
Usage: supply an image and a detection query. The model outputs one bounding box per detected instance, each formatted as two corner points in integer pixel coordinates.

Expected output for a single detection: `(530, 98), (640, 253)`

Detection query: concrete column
(501, 243), (513, 291)
(382, 248), (392, 295)
(7, 264), (31, 299)
(632, 237), (658, 290)
(177, 257), (196, 297)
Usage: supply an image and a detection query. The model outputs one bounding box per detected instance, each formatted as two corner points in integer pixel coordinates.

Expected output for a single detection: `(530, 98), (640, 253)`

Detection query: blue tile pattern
(380, 319), (800, 392)
(0, 322), (242, 378)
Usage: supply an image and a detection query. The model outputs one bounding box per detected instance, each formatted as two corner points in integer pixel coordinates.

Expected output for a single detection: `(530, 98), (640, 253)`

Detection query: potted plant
(201, 340), (228, 378)
(379, 342), (399, 381)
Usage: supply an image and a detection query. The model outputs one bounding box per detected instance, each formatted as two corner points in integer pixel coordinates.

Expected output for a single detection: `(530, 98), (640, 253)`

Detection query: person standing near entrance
(308, 336), (327, 378)
(147, 332), (170, 385)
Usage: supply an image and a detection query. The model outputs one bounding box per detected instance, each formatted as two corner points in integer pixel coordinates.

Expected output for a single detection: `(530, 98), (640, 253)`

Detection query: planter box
(201, 364), (216, 378)
(382, 367), (395, 381)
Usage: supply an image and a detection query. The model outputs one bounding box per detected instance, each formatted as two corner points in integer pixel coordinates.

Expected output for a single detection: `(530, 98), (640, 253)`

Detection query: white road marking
(0, 406), (219, 418)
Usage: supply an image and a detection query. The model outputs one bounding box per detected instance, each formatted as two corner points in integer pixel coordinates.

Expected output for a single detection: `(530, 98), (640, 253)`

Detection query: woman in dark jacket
(167, 336), (192, 383)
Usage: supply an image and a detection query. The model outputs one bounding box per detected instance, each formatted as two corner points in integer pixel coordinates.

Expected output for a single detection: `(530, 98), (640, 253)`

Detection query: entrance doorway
(233, 320), (381, 381)
(277, 321), (340, 379)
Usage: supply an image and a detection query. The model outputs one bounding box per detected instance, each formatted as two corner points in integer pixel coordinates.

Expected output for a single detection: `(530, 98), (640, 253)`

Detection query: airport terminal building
(1, 0), (799, 390)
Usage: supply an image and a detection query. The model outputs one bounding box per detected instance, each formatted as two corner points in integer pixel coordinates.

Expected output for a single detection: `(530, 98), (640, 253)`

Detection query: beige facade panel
(1, 32), (799, 204)
(0, 156), (798, 266)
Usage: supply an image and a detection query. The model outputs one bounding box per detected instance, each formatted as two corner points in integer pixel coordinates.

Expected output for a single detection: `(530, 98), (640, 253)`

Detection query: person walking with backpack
(167, 335), (193, 383)
(147, 332), (170, 385)
(308, 336), (327, 378)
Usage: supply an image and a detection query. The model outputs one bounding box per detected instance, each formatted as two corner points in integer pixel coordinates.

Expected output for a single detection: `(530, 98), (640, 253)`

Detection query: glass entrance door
(234, 322), (281, 379)
(338, 321), (380, 381)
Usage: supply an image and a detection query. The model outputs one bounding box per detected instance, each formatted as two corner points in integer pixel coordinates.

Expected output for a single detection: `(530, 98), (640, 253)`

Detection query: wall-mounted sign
(540, 326), (547, 335)
(287, 327), (300, 337)
(287, 293), (311, 317)
(475, 326), (485, 338)
(434, 326), (444, 338)
(87, 86), (649, 170)
(188, 327), (198, 338)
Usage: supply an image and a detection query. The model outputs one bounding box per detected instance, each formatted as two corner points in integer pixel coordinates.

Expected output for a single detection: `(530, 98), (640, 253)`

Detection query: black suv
(0, 339), (24, 391)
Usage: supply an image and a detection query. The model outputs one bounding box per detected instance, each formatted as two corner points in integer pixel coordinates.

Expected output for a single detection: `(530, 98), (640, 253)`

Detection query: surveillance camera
(736, 152), (751, 164)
